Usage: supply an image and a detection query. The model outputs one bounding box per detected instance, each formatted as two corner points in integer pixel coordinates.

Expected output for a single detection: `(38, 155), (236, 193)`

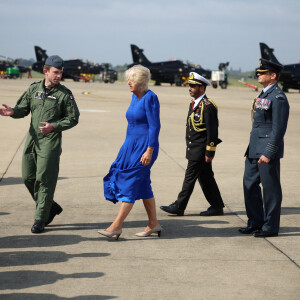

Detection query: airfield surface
(0, 79), (299, 299)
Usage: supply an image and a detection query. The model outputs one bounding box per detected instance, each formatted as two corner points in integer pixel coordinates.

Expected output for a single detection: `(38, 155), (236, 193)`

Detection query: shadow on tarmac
(46, 217), (300, 237)
(0, 212), (10, 216)
(0, 177), (23, 185)
(0, 294), (116, 300)
(0, 270), (104, 290)
(44, 219), (234, 238)
(0, 251), (110, 267)
(281, 207), (300, 215)
(0, 176), (68, 186)
(0, 217), (296, 242)
(228, 206), (300, 216)
(0, 234), (100, 248)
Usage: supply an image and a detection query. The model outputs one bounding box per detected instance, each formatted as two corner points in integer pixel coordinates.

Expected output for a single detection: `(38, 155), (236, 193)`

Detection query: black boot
(31, 220), (45, 234)
(45, 201), (63, 226)
(200, 206), (224, 216)
(160, 202), (184, 216)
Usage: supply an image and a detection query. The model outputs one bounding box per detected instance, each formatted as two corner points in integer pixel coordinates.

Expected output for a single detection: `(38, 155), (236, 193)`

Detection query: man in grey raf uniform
(239, 58), (289, 238)
(160, 72), (224, 216)
(0, 55), (80, 233)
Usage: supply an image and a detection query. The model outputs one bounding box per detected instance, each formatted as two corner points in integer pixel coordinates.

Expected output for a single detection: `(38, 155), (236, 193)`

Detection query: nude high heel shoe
(135, 224), (162, 237)
(98, 229), (122, 240)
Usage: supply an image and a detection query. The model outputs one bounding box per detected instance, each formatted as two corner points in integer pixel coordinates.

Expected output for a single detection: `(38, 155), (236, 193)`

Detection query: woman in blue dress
(98, 65), (161, 239)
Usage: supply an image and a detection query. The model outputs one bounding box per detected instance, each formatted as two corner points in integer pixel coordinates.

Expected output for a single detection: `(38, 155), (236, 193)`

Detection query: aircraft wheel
(220, 82), (227, 89)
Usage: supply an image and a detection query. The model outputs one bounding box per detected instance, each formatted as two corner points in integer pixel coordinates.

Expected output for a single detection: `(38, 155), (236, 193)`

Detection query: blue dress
(103, 90), (160, 204)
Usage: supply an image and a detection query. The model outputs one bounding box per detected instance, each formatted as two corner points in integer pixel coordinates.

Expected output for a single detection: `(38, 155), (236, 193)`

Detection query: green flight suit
(11, 80), (80, 222)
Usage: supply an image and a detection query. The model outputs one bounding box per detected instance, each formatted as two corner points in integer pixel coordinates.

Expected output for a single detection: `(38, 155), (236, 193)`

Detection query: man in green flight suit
(0, 55), (80, 233)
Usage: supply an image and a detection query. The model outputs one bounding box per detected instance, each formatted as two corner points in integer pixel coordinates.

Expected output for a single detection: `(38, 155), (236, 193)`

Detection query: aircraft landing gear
(212, 82), (218, 89)
(220, 81), (228, 89)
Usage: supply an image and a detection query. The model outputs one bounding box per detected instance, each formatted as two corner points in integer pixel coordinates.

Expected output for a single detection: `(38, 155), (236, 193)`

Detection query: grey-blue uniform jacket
(246, 83), (289, 159)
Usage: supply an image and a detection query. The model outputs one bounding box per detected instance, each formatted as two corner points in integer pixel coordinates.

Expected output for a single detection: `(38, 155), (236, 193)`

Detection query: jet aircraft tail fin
(130, 44), (151, 65)
(34, 46), (48, 63)
(259, 43), (281, 64)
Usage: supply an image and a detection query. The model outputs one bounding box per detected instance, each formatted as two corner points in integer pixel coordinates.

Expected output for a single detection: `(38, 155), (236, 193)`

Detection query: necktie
(258, 90), (264, 98)
(191, 100), (195, 112)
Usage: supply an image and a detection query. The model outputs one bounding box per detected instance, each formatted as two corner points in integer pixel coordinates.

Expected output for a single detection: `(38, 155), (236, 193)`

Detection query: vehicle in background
(100, 63), (118, 83)
(0, 55), (29, 78)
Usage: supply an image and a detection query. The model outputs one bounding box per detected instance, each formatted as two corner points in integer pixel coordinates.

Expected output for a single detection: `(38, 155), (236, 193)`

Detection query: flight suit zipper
(37, 86), (46, 135)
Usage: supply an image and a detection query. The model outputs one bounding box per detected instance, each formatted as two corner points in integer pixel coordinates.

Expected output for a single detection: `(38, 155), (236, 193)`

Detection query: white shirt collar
(263, 83), (276, 93)
(193, 93), (206, 109)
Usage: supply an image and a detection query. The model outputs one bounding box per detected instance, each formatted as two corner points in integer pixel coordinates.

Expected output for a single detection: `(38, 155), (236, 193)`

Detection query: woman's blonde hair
(125, 65), (151, 94)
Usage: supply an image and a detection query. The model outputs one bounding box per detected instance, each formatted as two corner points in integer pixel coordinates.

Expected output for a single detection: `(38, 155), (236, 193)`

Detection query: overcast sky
(1, 0), (300, 71)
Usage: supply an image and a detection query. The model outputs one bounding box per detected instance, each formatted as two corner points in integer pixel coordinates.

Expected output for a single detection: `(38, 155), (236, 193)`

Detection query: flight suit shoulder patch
(61, 85), (75, 100)
(67, 89), (75, 100)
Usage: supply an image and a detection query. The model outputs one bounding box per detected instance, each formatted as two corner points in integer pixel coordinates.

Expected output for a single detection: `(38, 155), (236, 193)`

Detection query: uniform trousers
(177, 159), (224, 211)
(243, 157), (282, 233)
(22, 139), (60, 222)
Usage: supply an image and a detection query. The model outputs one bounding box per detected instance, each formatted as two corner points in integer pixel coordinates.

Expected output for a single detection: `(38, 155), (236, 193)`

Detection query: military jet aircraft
(32, 46), (117, 83)
(129, 44), (212, 86)
(260, 42), (300, 92)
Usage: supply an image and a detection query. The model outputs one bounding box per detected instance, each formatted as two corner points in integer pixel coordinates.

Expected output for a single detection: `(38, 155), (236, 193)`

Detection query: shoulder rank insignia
(205, 98), (218, 110)
(203, 99), (212, 106)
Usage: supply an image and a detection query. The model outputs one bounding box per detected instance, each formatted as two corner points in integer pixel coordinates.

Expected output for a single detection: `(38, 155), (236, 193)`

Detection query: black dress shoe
(160, 202), (184, 216)
(31, 220), (45, 234)
(200, 207), (224, 216)
(254, 230), (278, 238)
(238, 226), (261, 234)
(45, 201), (63, 226)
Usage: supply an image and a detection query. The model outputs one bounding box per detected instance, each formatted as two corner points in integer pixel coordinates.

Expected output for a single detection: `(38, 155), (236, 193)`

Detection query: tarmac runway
(0, 78), (299, 299)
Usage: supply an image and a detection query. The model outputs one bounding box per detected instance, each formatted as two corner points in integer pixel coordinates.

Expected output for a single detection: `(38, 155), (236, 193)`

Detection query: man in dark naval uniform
(239, 59), (289, 238)
(160, 72), (224, 216)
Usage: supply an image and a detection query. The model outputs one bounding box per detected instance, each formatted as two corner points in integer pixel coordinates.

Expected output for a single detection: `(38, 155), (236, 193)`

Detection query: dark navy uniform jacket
(246, 83), (289, 159)
(186, 95), (222, 161)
